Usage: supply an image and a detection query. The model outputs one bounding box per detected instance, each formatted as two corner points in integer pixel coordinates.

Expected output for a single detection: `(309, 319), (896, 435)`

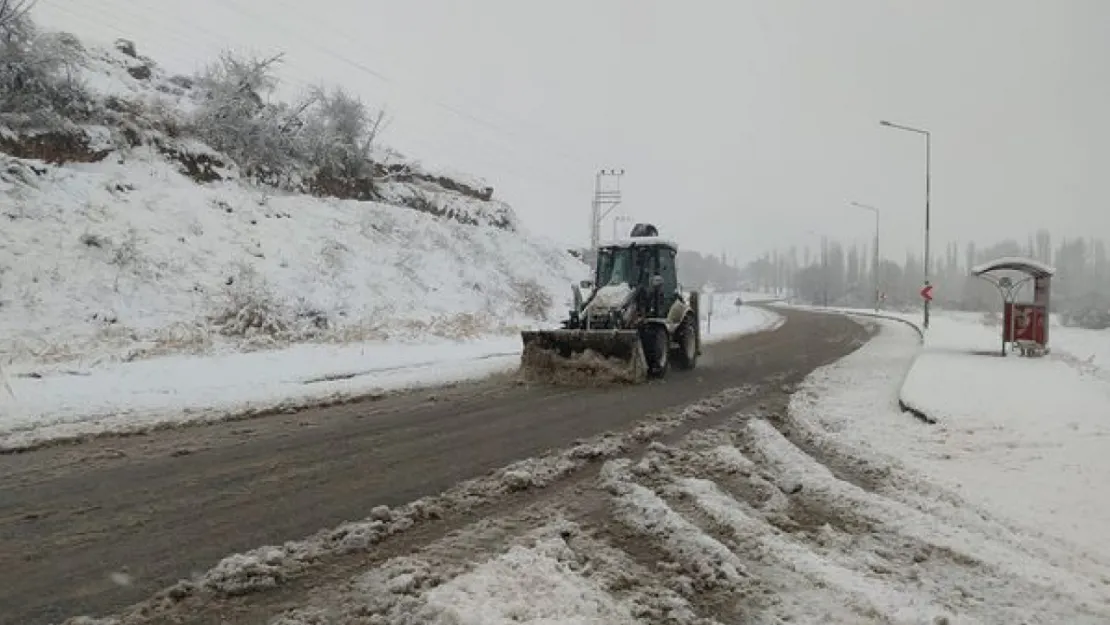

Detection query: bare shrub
(318, 237), (348, 272)
(299, 85), (384, 182)
(0, 18), (95, 130)
(142, 321), (213, 356)
(1062, 307), (1110, 331)
(0, 0), (34, 42)
(209, 264), (290, 339)
(109, 228), (142, 268)
(191, 52), (298, 178)
(190, 52), (388, 194)
(513, 278), (552, 320)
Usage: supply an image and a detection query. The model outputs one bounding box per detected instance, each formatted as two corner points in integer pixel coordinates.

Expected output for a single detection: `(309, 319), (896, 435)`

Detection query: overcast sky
(35, 0), (1110, 264)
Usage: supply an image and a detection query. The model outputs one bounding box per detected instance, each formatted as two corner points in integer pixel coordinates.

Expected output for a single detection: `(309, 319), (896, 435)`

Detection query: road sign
(920, 284), (934, 301)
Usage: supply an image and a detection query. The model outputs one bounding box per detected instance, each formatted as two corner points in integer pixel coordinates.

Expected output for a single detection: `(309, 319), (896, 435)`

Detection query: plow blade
(519, 329), (648, 384)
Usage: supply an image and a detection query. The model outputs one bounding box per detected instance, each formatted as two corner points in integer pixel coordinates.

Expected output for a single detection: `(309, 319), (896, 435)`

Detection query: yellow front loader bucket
(519, 328), (648, 385)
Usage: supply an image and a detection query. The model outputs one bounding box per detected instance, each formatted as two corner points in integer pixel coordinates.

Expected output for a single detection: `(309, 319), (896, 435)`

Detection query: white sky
(32, 0), (1109, 264)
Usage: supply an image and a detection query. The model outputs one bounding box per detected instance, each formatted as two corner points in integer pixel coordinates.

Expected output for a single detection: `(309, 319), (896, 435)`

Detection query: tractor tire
(671, 315), (698, 371)
(641, 324), (670, 379)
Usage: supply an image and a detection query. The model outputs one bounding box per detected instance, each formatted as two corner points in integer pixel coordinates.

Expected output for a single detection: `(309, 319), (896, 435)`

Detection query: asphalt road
(0, 308), (867, 625)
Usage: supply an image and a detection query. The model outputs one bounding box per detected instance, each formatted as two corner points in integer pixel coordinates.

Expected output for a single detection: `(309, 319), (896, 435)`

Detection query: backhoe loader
(520, 223), (701, 383)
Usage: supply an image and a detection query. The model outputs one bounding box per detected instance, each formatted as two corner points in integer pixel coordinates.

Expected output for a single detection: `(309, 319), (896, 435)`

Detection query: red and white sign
(919, 284), (934, 301)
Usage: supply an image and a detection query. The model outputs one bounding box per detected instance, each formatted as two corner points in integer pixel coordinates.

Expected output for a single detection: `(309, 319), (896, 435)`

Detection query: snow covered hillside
(0, 23), (587, 368)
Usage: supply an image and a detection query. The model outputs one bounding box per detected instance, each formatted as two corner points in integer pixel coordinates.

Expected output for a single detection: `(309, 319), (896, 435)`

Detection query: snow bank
(793, 315), (1110, 567)
(894, 315), (1110, 560)
(0, 291), (779, 450)
(420, 536), (640, 625)
(0, 336), (521, 450)
(700, 298), (784, 341)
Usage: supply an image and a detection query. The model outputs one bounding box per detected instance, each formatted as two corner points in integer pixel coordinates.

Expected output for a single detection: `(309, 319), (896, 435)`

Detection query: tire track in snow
(60, 319), (1110, 625)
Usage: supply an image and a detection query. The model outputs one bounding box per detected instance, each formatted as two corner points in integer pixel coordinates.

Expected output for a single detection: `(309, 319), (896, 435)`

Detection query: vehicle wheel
(671, 315), (698, 370)
(641, 324), (669, 379)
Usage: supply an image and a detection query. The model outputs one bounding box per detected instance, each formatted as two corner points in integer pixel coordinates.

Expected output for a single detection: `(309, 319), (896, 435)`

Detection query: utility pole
(851, 201), (881, 312)
(589, 169), (625, 270)
(880, 119), (932, 329)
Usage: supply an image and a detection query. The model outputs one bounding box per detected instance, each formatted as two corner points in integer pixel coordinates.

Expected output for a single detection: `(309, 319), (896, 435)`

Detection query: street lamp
(880, 119), (932, 329)
(850, 201), (880, 312)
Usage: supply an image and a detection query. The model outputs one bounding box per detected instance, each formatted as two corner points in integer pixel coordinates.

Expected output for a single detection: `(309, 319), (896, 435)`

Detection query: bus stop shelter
(971, 256), (1056, 356)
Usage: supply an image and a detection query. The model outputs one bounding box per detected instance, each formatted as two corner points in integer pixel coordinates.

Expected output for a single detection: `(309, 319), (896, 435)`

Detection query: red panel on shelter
(1004, 303), (1046, 344)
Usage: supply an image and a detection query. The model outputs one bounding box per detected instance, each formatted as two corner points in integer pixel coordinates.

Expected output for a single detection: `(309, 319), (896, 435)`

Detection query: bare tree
(191, 51), (295, 175)
(298, 85), (387, 179)
(0, 0), (34, 41)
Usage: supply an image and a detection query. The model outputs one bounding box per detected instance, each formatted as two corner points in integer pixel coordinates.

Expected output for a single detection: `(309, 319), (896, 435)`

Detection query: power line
(263, 0), (603, 170)
(222, 0), (597, 171)
(37, 0), (594, 199)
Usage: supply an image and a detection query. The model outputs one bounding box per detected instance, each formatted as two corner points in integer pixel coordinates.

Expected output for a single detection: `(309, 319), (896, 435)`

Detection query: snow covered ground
(780, 302), (1110, 560)
(780, 303), (1110, 373)
(317, 317), (1110, 624)
(88, 314), (1110, 625)
(0, 298), (783, 451)
(891, 314), (1110, 561)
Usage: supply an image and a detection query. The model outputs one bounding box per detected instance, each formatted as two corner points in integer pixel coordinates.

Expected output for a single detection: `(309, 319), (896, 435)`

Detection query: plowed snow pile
(519, 345), (645, 386)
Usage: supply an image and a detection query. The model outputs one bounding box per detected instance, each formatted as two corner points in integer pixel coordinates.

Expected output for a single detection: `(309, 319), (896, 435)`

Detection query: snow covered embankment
(0, 149), (583, 367)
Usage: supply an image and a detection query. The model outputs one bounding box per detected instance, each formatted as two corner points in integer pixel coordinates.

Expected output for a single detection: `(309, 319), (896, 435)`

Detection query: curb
(898, 399), (936, 424)
(776, 304), (935, 424)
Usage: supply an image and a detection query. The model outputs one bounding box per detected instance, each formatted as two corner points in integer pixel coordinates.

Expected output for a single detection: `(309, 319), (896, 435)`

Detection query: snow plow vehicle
(520, 223), (701, 383)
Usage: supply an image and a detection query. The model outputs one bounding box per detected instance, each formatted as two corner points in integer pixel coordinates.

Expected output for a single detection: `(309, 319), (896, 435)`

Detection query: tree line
(742, 229), (1110, 329)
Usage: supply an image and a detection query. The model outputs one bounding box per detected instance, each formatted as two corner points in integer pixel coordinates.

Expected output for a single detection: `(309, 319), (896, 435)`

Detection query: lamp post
(880, 119), (931, 329)
(850, 201), (880, 312)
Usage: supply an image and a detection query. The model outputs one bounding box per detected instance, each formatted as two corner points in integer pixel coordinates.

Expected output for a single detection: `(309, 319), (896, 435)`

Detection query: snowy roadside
(889, 315), (1110, 561)
(0, 304), (783, 452)
(778, 303), (1110, 373)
